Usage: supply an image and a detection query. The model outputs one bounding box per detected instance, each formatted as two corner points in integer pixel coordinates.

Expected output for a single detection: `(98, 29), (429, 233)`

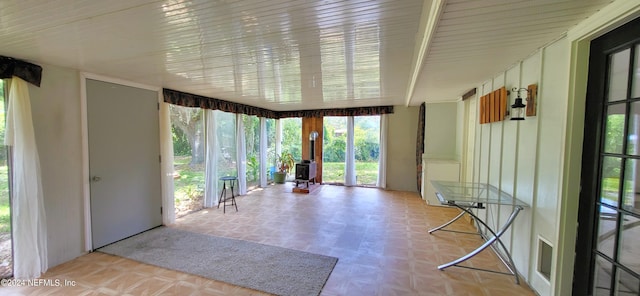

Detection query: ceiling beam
(461, 88), (476, 101)
(404, 0), (446, 106)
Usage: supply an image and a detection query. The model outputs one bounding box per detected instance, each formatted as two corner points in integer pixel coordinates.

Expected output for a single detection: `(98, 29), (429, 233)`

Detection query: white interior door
(87, 79), (162, 249)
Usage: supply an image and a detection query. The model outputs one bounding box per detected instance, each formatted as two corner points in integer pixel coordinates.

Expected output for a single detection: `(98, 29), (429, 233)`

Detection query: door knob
(91, 176), (101, 182)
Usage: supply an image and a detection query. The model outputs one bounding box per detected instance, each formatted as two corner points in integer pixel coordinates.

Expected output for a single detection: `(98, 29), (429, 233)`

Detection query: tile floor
(1, 185), (536, 295)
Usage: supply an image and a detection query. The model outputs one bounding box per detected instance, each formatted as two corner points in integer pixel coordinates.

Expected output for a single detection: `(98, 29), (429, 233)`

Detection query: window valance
(163, 88), (394, 118)
(0, 56), (42, 87)
(163, 88), (278, 118)
(276, 106), (394, 118)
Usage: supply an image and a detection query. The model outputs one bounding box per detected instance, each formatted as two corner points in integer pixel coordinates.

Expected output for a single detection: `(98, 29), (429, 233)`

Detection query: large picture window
(243, 115), (260, 190)
(215, 111), (237, 180)
(281, 117), (302, 162)
(169, 105), (205, 217)
(266, 118), (276, 182)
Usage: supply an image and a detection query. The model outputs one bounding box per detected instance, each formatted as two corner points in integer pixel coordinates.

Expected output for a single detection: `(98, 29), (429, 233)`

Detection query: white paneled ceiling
(0, 0), (615, 110)
(409, 0), (614, 103)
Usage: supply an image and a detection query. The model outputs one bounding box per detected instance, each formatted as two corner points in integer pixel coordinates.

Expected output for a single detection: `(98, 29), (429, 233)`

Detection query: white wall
(386, 105), (419, 192)
(28, 63), (85, 268)
(424, 102), (458, 160)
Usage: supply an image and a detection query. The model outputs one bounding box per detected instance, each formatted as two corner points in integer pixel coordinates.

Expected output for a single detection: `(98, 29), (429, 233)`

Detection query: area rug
(98, 227), (338, 296)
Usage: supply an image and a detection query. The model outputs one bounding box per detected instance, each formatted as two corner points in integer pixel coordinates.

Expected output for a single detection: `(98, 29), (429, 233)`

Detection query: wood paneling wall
(479, 86), (507, 124)
(302, 117), (323, 183)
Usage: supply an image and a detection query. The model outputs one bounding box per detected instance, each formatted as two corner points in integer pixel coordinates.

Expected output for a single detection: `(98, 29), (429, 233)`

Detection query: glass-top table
(431, 181), (528, 209)
(429, 180), (529, 284)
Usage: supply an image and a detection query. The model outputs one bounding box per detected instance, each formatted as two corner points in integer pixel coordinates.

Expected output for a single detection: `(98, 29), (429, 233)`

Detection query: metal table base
(428, 181), (528, 284)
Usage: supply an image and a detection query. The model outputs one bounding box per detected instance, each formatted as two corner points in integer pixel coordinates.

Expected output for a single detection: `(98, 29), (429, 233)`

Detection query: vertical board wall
(462, 37), (571, 295)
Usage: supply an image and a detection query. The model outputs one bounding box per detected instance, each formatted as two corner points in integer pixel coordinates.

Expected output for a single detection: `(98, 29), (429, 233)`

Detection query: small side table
(218, 176), (238, 213)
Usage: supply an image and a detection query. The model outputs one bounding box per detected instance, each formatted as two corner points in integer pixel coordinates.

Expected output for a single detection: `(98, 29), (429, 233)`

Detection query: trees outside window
(601, 109), (625, 204)
(215, 111), (237, 178)
(243, 115), (260, 189)
(266, 118), (276, 182)
(322, 116), (380, 186)
(170, 105), (204, 217)
(281, 118), (302, 162)
(323, 117), (346, 183)
(354, 116), (380, 186)
(0, 80), (12, 278)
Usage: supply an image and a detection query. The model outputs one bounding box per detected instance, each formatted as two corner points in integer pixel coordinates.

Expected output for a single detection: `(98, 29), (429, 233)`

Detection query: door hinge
(159, 155), (162, 163)
(160, 207), (163, 215)
(157, 102), (160, 110)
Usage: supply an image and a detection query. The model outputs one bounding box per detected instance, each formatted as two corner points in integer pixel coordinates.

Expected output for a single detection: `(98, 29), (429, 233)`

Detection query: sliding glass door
(354, 116), (380, 186)
(322, 116), (380, 186)
(323, 116), (347, 184)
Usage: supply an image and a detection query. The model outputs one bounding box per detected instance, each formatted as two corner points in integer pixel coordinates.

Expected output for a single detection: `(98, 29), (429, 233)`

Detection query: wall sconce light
(511, 88), (528, 121)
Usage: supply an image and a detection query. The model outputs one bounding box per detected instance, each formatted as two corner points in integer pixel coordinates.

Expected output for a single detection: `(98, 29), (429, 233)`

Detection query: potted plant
(274, 151), (295, 184)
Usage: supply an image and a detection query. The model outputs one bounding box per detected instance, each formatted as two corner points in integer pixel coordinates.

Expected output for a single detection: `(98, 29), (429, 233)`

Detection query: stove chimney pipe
(309, 131), (318, 161)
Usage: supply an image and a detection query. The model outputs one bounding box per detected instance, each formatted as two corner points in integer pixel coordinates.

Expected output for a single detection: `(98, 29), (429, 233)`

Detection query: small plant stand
(217, 176), (238, 213)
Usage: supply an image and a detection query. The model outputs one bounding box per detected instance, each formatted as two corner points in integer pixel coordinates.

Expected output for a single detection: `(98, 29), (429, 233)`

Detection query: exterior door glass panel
(618, 213), (640, 275)
(627, 102), (640, 155)
(608, 49), (630, 102)
(593, 258), (613, 296)
(633, 45), (640, 99)
(616, 268), (639, 295)
(601, 156), (622, 206)
(596, 207), (617, 259)
(622, 158), (640, 215)
(604, 103), (626, 154)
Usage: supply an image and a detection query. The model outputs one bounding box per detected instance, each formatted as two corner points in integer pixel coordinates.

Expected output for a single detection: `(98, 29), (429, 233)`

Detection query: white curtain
(159, 102), (175, 224)
(259, 117), (268, 187)
(345, 116), (356, 186)
(377, 114), (388, 188)
(204, 110), (219, 207)
(236, 114), (247, 195)
(5, 77), (48, 279)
